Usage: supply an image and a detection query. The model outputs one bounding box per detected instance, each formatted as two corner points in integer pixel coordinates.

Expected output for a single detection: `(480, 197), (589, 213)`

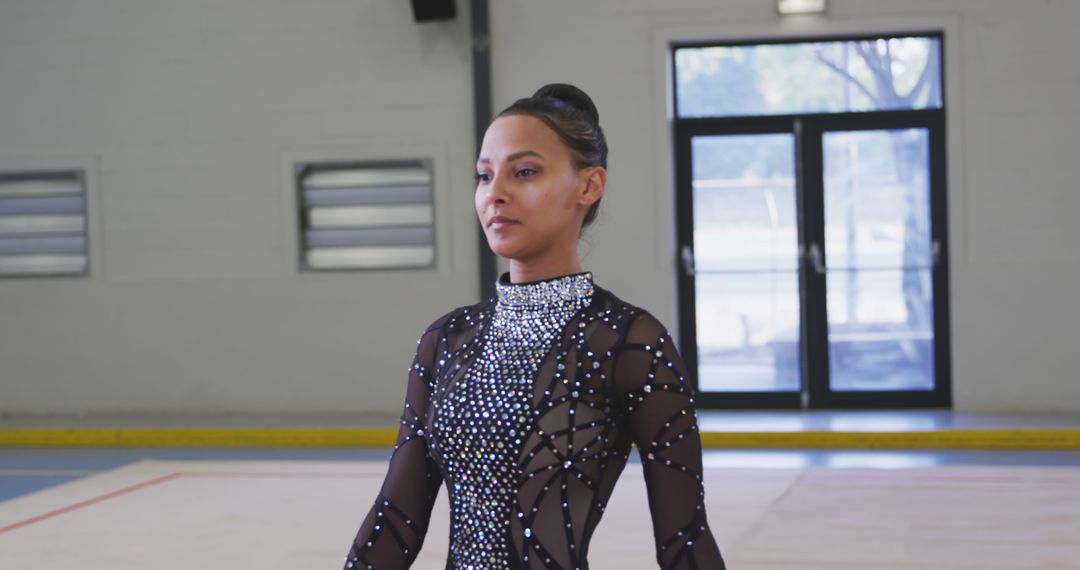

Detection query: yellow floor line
(0, 427), (398, 447)
(698, 429), (1080, 449)
(2, 427), (1080, 449)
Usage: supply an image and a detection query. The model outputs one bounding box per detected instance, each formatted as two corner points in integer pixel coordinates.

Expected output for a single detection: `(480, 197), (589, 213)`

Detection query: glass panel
(691, 134), (801, 392)
(675, 36), (942, 118)
(823, 129), (935, 391)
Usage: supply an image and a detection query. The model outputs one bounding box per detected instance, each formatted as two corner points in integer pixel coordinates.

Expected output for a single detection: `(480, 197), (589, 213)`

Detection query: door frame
(674, 110), (952, 409)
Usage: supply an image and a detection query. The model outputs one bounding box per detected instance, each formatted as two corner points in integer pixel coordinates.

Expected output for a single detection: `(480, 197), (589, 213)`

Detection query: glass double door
(675, 112), (950, 409)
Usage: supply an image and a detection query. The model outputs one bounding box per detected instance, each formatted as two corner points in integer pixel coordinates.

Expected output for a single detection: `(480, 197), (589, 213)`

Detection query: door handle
(680, 245), (695, 277)
(806, 242), (825, 275)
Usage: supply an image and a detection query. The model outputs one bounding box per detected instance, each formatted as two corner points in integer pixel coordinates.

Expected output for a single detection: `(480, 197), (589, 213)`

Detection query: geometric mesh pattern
(345, 271), (725, 569)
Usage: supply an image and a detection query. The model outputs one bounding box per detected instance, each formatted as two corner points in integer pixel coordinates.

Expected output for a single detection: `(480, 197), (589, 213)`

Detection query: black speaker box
(411, 0), (456, 22)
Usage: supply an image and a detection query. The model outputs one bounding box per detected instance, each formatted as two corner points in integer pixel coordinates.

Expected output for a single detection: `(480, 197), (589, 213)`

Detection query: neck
(507, 255), (581, 284)
(495, 267), (593, 307)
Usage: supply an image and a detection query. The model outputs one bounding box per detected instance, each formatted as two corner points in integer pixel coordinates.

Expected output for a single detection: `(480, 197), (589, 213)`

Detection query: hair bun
(533, 83), (600, 124)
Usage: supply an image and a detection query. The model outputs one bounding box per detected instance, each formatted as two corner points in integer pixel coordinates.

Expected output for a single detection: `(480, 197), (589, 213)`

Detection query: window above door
(674, 34), (942, 118)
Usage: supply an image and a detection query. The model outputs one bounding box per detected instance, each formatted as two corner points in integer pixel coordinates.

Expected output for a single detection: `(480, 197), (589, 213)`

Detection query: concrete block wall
(1, 0), (1078, 414)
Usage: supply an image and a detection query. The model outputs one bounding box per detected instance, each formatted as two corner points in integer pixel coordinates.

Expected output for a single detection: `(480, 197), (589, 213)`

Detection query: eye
(516, 167), (537, 178)
(474, 172), (491, 184)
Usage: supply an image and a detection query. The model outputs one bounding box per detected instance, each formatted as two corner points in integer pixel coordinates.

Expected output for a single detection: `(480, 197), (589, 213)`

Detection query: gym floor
(3, 410), (1080, 568)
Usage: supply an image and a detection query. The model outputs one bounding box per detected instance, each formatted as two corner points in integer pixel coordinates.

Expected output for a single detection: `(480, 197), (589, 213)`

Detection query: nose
(487, 171), (510, 205)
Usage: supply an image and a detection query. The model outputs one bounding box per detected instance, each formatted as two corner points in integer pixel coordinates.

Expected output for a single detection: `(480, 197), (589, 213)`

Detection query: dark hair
(495, 83), (608, 237)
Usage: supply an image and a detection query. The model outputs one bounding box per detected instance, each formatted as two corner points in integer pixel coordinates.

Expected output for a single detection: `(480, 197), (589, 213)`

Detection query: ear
(579, 166), (606, 207)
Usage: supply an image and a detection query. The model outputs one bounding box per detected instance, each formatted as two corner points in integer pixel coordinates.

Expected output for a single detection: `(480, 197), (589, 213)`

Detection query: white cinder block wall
(0, 1), (478, 415)
(1, 0), (1078, 415)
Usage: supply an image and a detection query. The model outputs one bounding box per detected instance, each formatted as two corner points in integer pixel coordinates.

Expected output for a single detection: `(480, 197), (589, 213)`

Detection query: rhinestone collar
(495, 270), (594, 306)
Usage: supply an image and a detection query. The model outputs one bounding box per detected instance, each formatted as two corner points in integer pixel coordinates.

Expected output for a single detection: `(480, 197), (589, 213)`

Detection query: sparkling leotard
(345, 270), (725, 569)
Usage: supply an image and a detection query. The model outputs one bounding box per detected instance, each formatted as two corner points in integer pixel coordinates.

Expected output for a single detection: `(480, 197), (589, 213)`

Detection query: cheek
(474, 188), (487, 218)
(545, 180), (579, 215)
(526, 189), (556, 221)
(529, 190), (574, 234)
(554, 173), (581, 210)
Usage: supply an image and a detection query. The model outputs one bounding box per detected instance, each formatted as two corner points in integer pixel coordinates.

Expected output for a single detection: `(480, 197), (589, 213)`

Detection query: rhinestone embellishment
(432, 270), (594, 568)
(495, 271), (594, 307)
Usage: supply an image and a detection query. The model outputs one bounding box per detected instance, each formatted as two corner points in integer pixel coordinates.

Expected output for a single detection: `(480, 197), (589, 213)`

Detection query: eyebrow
(476, 150), (545, 164)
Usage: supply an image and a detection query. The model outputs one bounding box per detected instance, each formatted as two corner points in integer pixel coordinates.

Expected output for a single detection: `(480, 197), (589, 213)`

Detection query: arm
(613, 310), (725, 569)
(344, 324), (445, 569)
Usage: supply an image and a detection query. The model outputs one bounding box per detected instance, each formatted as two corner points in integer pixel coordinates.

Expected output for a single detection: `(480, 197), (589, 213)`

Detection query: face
(474, 114), (604, 262)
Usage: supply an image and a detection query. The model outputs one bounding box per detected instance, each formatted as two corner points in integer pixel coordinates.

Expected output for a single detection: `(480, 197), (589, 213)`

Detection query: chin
(489, 243), (522, 259)
(486, 236), (528, 260)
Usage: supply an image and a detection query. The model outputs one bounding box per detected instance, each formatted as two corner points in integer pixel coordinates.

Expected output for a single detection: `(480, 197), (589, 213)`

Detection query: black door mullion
(929, 114), (953, 409)
(672, 120), (701, 404)
(797, 119), (831, 409)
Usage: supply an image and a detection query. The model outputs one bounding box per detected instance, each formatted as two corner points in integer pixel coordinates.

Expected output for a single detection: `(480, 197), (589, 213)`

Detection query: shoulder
(417, 298), (493, 340)
(409, 299), (491, 384)
(591, 284), (671, 343)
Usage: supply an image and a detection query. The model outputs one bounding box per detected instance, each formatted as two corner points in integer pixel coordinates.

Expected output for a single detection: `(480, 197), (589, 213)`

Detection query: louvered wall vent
(297, 160), (435, 271)
(0, 171), (89, 278)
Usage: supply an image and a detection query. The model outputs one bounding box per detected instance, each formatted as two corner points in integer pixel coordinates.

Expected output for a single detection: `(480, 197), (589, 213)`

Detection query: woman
(345, 83), (725, 569)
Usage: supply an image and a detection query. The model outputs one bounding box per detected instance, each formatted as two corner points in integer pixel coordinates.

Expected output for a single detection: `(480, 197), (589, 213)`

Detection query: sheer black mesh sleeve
(344, 322), (446, 569)
(613, 310), (725, 569)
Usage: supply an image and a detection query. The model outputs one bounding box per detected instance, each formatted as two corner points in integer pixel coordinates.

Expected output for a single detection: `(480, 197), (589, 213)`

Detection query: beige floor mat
(2, 461), (1078, 568)
(727, 466), (1080, 569)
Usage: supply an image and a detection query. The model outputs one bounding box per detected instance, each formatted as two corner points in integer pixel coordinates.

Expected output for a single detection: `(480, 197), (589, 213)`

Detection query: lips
(489, 216), (518, 227)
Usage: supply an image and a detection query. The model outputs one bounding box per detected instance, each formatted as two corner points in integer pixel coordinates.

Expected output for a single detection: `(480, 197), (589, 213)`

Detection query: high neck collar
(495, 270), (594, 307)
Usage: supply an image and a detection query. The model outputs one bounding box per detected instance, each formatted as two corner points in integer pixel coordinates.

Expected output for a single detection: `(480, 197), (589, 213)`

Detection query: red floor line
(0, 470), (385, 534)
(0, 472), (183, 535)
